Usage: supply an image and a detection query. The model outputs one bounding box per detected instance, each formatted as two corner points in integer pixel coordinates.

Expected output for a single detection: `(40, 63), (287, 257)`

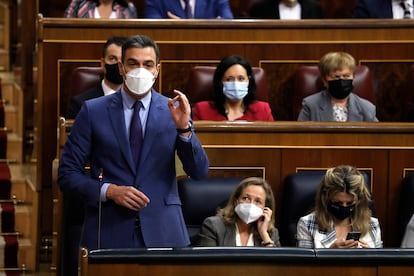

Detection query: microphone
(97, 168), (103, 249)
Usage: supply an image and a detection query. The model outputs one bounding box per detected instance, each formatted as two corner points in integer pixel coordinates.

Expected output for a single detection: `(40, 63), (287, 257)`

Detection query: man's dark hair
(122, 35), (160, 63)
(102, 36), (128, 58)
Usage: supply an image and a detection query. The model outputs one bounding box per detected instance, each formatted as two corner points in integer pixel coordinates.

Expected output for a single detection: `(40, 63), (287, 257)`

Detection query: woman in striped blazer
(64, 0), (137, 18)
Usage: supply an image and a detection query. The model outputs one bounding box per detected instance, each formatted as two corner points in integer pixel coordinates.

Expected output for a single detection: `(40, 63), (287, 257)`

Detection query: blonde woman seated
(298, 52), (378, 122)
(297, 165), (383, 248)
(197, 177), (281, 247)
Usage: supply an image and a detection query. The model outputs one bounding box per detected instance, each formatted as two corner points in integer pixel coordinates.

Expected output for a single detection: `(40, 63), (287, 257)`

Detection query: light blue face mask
(222, 81), (249, 101)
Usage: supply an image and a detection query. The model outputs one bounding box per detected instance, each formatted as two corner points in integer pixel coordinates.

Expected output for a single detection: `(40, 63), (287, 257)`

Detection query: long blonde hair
(314, 165), (372, 235)
(217, 177), (276, 234)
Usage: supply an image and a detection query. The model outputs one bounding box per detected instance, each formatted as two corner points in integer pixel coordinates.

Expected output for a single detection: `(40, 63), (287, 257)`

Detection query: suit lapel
(108, 92), (137, 173)
(382, 0), (393, 18)
(319, 91), (333, 121)
(223, 224), (237, 246)
(137, 92), (165, 170)
(347, 94), (364, 121)
(175, 0), (186, 18)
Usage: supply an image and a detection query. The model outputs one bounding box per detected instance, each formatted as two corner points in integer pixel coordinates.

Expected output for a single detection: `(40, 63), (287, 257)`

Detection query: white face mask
(125, 68), (156, 96)
(222, 81), (249, 101)
(234, 203), (263, 224)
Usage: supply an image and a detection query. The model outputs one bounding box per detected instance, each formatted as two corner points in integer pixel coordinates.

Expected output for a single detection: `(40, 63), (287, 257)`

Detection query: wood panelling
(83, 263), (377, 276)
(38, 19), (414, 248)
(378, 266), (414, 276)
(79, 247), (414, 276)
(43, 19), (414, 122)
(194, 121), (414, 247)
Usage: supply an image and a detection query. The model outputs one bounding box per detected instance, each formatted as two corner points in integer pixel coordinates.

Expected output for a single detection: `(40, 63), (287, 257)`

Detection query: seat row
(42, 0), (359, 20)
(178, 171), (414, 247)
(65, 64), (380, 121)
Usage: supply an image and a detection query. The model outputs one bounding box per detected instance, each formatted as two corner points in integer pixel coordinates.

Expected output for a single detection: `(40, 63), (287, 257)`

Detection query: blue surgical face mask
(222, 81), (249, 101)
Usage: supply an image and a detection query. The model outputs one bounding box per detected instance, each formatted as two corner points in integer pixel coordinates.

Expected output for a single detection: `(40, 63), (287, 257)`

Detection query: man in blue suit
(353, 0), (413, 18)
(58, 35), (209, 250)
(144, 0), (233, 19)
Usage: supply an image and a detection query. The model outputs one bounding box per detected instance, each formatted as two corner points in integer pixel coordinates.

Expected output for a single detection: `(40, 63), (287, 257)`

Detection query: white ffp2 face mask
(125, 68), (156, 96)
(235, 203), (263, 224)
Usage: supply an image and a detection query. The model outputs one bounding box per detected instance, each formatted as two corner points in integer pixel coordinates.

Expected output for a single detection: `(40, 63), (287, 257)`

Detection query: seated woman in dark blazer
(197, 177), (281, 247)
(192, 55), (274, 121)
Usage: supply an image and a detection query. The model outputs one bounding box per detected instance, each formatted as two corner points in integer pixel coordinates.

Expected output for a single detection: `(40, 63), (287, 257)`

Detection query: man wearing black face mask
(296, 165), (383, 249)
(66, 36), (128, 119)
(297, 51), (378, 122)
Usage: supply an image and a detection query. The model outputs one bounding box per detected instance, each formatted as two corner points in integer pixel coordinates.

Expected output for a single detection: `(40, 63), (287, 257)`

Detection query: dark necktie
(401, 1), (411, 19)
(129, 101), (143, 168)
(184, 0), (193, 19)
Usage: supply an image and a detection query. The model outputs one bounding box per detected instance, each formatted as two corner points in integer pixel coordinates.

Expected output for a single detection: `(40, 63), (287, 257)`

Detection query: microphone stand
(97, 168), (103, 249)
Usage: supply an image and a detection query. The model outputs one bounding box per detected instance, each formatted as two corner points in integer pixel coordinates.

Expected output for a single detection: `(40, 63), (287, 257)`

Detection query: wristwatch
(176, 122), (193, 133)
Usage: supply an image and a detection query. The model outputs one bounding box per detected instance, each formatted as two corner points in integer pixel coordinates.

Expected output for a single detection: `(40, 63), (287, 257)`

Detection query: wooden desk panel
(84, 263), (376, 276)
(79, 248), (414, 276)
(378, 266), (414, 276)
(194, 121), (414, 247)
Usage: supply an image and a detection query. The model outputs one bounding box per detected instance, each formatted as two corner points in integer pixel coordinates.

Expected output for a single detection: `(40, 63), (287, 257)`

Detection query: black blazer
(352, 0), (394, 18)
(250, 0), (325, 19)
(66, 84), (105, 119)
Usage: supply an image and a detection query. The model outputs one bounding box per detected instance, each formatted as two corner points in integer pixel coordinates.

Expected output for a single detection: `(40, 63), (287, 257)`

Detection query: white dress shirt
(392, 0), (413, 19)
(279, 2), (301, 19)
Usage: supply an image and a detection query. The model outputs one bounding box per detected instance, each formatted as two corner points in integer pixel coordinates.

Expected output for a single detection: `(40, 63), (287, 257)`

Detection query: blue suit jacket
(144, 0), (234, 19)
(352, 0), (393, 18)
(58, 90), (209, 250)
(297, 90), (379, 122)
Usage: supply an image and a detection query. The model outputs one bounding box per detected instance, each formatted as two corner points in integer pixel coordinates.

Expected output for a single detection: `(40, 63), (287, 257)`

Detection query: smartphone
(346, 231), (361, 241)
